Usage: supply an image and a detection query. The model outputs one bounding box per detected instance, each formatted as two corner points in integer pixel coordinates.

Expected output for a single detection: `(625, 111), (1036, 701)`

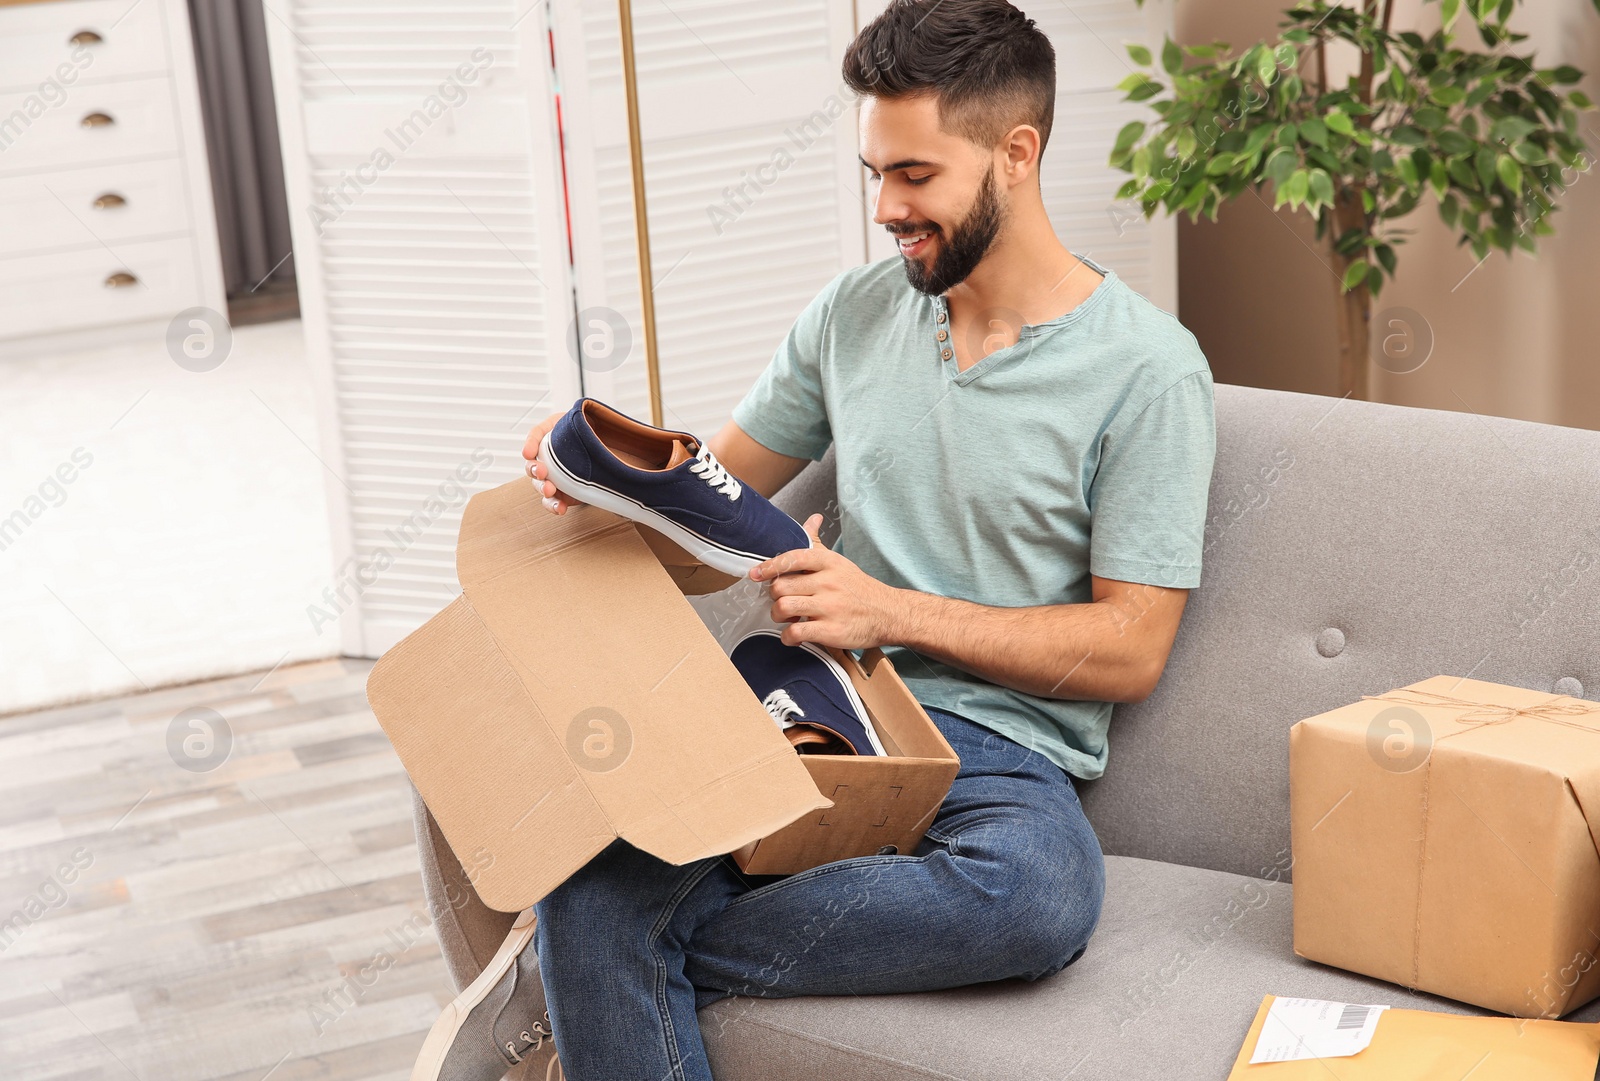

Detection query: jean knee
(1003, 844), (1105, 980)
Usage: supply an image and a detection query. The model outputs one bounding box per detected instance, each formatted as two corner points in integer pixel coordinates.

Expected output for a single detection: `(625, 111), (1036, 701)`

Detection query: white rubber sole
(540, 432), (805, 578)
(409, 908), (538, 1081)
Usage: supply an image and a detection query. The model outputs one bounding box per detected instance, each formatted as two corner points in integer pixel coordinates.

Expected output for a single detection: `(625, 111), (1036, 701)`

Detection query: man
(437, 1), (1215, 1077)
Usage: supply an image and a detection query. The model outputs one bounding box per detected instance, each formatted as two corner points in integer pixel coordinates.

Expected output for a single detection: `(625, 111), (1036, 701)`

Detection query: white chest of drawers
(0, 0), (225, 352)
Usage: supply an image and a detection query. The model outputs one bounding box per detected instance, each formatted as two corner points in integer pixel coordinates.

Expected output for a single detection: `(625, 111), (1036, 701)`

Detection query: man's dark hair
(842, 0), (1056, 158)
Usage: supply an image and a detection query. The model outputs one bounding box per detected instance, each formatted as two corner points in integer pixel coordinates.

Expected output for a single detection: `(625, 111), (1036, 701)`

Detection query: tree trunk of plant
(1329, 192), (1372, 401)
(1334, 281), (1372, 400)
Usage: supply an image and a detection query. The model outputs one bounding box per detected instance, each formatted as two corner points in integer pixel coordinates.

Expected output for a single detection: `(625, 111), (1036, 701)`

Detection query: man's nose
(870, 181), (908, 227)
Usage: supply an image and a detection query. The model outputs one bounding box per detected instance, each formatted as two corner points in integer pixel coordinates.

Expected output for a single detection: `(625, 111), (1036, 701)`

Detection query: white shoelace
(688, 446), (741, 499)
(761, 688), (804, 728)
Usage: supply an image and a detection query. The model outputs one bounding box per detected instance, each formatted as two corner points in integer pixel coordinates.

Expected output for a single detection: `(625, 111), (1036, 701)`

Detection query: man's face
(859, 94), (1007, 296)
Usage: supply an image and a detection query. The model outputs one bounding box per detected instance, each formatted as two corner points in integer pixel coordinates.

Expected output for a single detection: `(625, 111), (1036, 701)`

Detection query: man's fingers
(751, 545), (823, 581)
(523, 456), (578, 515)
(521, 412), (565, 462)
(770, 594), (815, 622)
(778, 620), (816, 647)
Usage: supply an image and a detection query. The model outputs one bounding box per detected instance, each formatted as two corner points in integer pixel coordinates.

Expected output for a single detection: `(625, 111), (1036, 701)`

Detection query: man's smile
(893, 229), (936, 256)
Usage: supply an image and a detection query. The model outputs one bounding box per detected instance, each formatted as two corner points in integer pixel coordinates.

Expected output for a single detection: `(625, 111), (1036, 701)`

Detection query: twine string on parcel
(1358, 688), (1600, 738)
(1355, 686), (1600, 992)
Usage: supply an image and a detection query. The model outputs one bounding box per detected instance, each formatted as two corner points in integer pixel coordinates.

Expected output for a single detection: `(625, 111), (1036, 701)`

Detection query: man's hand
(521, 412), (580, 515)
(752, 515), (907, 650)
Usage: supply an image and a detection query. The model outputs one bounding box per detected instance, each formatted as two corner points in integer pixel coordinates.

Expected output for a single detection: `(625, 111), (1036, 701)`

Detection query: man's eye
(907, 175), (932, 185)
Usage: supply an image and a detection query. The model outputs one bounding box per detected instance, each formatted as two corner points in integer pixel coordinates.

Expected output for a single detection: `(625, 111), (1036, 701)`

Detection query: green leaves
(1475, 146), (1497, 187)
(1309, 169), (1335, 206)
(1255, 48), (1278, 85)
(1162, 39), (1183, 76)
(1264, 146), (1299, 184)
(1110, 0), (1597, 294)
(1496, 153), (1523, 195)
(1117, 72), (1165, 102)
(1278, 169), (1310, 209)
(1112, 121), (1146, 163)
(1490, 116), (1538, 144)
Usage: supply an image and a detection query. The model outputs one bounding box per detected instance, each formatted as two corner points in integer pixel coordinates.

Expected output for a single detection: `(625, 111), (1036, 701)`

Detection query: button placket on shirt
(936, 297), (952, 363)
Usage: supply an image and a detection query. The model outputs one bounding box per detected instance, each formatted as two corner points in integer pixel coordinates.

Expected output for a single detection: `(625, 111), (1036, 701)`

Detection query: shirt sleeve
(729, 271), (843, 462)
(1088, 368), (1217, 588)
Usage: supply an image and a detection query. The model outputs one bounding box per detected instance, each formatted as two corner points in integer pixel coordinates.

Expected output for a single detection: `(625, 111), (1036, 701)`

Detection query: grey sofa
(410, 381), (1600, 1079)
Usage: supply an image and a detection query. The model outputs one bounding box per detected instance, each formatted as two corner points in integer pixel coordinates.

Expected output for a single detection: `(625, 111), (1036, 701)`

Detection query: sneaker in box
(365, 479), (958, 911)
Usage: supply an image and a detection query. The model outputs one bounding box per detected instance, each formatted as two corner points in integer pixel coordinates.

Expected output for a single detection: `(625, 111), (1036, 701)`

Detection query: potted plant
(1110, 0), (1597, 399)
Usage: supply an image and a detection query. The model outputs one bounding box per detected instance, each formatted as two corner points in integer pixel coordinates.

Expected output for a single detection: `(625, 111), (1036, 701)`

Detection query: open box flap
(367, 596), (618, 910)
(369, 480), (831, 909)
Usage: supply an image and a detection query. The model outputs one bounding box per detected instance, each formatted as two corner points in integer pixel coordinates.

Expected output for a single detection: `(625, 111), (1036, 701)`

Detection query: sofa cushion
(1078, 385), (1600, 881)
(700, 854), (1558, 1081)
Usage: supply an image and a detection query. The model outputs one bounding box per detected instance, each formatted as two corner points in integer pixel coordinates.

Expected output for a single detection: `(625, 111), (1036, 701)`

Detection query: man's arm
(753, 529), (1188, 705)
(706, 420), (810, 501)
(886, 577), (1189, 704)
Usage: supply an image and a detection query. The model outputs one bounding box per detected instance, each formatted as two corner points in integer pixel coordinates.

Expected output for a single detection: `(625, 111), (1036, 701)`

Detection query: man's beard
(897, 170), (1005, 297)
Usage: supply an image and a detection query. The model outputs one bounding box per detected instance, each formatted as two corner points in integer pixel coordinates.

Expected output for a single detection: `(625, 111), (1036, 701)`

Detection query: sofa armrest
(411, 781), (517, 991)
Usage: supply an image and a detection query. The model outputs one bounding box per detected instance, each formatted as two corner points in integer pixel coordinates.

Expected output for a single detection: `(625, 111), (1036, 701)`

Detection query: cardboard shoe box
(365, 479), (959, 912)
(1290, 675), (1600, 1018)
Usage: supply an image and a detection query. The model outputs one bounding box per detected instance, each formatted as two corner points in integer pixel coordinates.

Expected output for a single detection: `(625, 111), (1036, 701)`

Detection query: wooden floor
(0, 659), (454, 1081)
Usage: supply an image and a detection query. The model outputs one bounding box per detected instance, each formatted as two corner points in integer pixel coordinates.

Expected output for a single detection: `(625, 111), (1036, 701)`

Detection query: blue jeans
(531, 706), (1106, 1080)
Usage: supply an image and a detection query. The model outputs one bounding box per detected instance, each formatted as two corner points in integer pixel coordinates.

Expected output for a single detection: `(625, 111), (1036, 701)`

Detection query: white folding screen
(270, 0), (1175, 656)
(552, 0), (866, 435)
(264, 2), (576, 656)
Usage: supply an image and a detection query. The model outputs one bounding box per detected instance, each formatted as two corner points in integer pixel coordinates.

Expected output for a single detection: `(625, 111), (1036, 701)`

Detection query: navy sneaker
(730, 629), (886, 756)
(538, 398), (812, 577)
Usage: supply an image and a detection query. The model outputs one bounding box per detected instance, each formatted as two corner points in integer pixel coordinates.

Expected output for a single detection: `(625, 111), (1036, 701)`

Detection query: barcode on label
(1336, 1005), (1372, 1031)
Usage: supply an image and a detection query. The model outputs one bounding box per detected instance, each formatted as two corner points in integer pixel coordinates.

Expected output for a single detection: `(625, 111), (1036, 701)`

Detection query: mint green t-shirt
(731, 254), (1216, 780)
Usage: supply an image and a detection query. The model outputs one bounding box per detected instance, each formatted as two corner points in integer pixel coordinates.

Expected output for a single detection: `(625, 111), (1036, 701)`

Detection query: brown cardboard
(366, 479), (958, 910)
(1290, 675), (1600, 1018)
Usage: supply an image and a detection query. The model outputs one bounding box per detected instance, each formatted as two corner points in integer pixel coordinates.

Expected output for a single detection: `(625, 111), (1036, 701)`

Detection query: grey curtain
(187, 0), (295, 299)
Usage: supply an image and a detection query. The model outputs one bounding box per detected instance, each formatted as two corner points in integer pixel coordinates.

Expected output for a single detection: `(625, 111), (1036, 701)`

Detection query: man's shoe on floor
(411, 910), (564, 1081)
(731, 629), (887, 756)
(538, 397), (812, 577)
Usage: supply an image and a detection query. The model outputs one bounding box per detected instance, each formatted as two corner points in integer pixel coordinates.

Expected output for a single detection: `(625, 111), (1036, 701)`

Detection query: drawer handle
(80, 112), (115, 129)
(104, 271), (139, 289)
(70, 30), (104, 47)
(93, 192), (127, 210)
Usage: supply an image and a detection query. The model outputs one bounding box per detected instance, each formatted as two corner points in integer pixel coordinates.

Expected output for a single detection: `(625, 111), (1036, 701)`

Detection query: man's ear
(1001, 123), (1042, 186)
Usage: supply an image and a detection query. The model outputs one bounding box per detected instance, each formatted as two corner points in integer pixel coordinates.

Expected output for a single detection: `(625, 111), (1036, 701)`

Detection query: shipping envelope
(1226, 993), (1600, 1079)
(366, 479), (834, 911)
